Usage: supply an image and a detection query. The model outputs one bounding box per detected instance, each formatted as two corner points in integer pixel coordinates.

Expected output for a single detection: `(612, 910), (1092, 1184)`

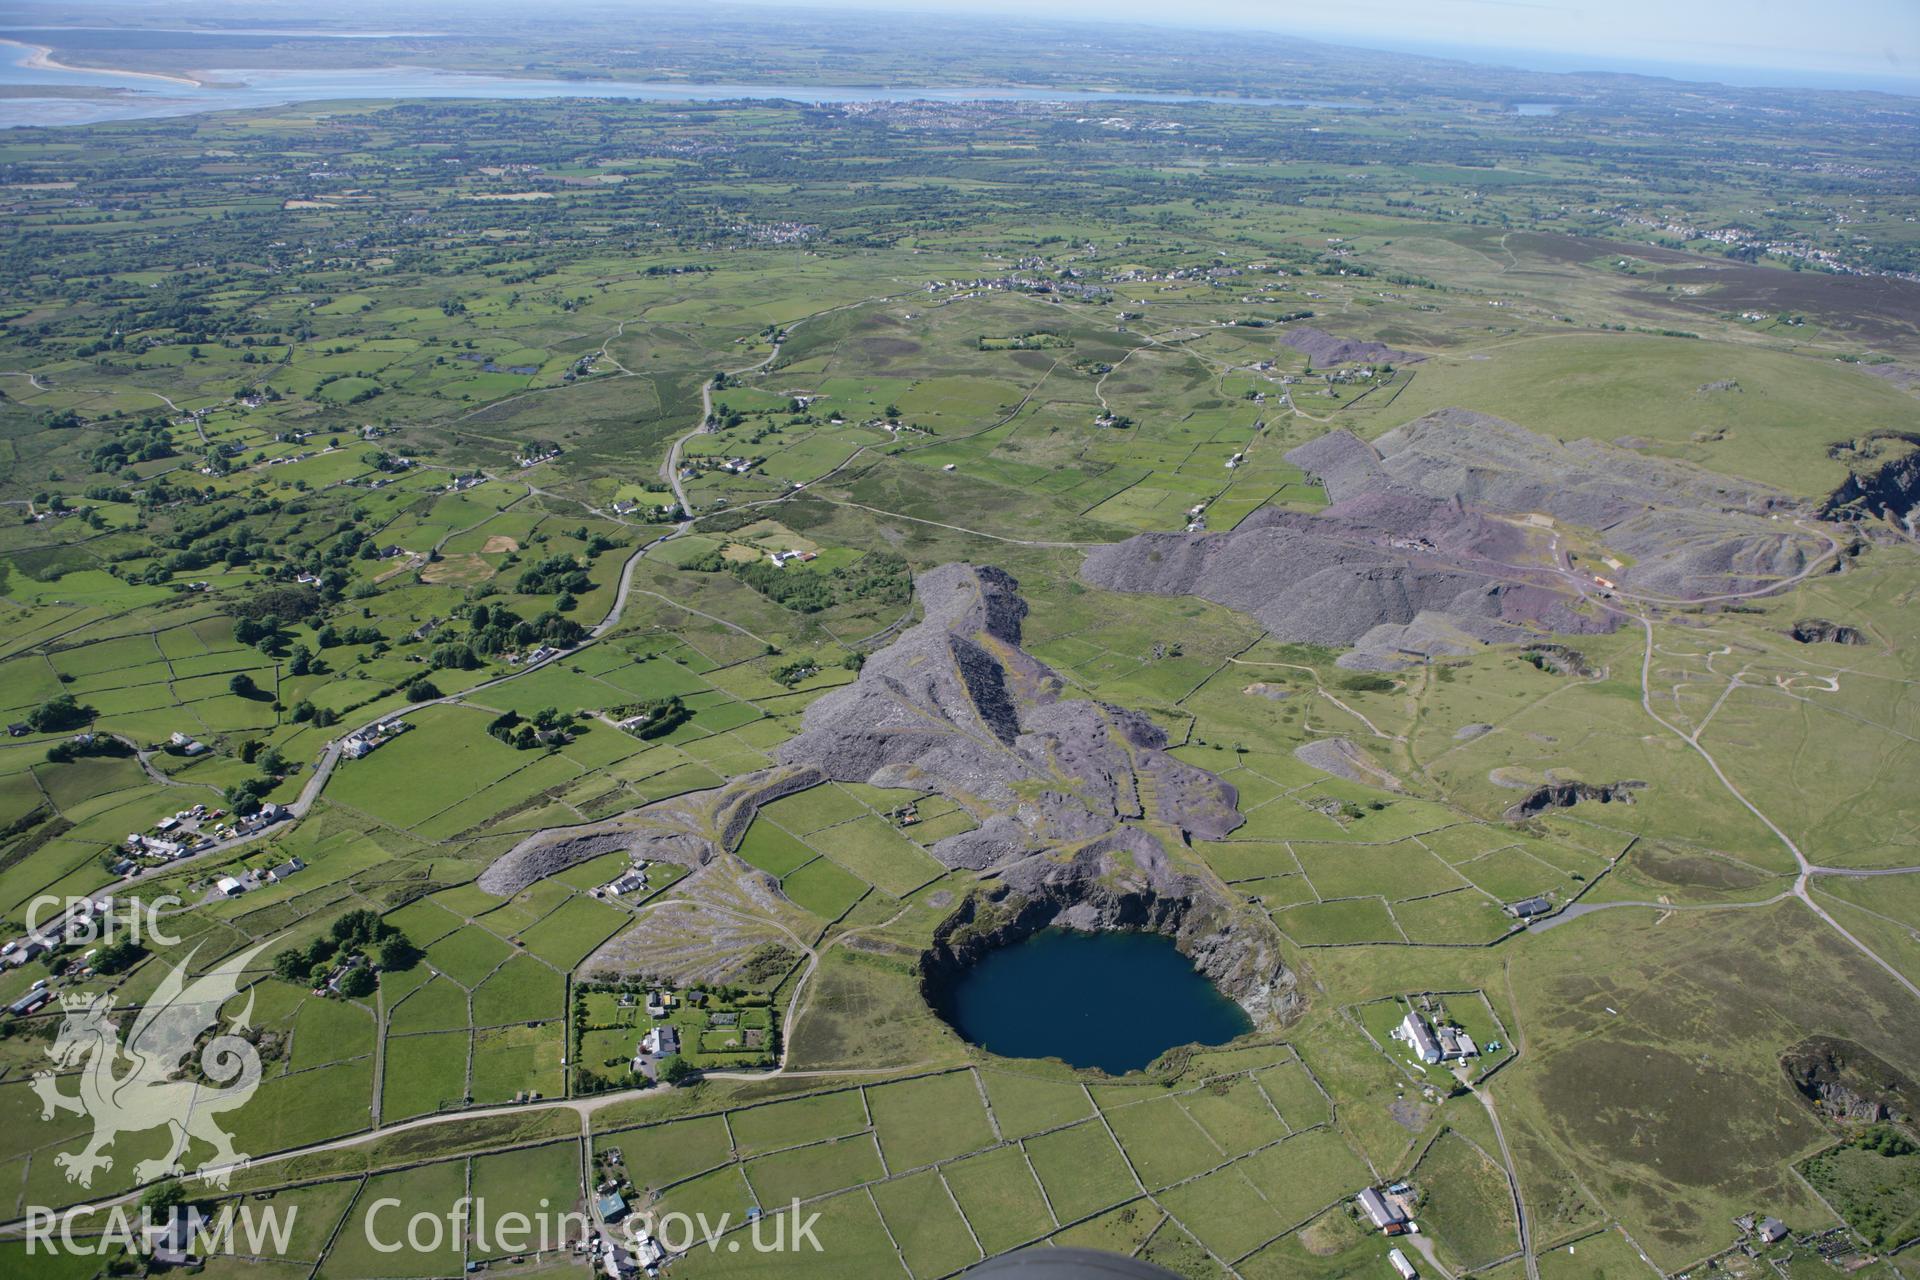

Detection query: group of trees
(223, 738), (293, 815)
(270, 908), (418, 996)
(486, 706), (577, 750)
(433, 601), (585, 670)
(608, 695), (688, 740)
(44, 733), (131, 764)
(89, 416), (176, 473)
(514, 553), (593, 598)
(26, 694), (93, 733)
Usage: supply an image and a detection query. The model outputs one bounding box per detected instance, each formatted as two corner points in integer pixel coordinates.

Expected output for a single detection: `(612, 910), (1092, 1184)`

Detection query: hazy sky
(762, 0), (1920, 87)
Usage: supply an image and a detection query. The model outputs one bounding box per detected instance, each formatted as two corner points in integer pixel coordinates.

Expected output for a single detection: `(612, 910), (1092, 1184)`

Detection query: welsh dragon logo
(32, 942), (269, 1188)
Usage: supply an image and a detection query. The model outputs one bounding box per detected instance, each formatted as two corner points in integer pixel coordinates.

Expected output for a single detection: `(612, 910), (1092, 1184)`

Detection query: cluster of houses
(507, 645), (563, 667)
(4, 894), (115, 978)
(122, 799), (291, 873)
(583, 1177), (666, 1280)
(339, 717), (410, 760)
(1394, 1008), (1479, 1066)
(169, 730), (208, 756)
(927, 273), (1108, 303)
(611, 497), (668, 517)
(516, 446), (563, 468)
(212, 856), (305, 898)
(0, 897), (156, 991)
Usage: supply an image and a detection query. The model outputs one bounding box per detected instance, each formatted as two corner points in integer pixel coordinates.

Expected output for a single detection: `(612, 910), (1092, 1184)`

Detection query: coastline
(1, 39), (205, 88)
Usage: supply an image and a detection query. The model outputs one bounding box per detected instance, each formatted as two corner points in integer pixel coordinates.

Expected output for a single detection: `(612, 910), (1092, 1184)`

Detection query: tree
(271, 948), (311, 985)
(404, 677), (441, 702)
(331, 909), (386, 946)
(27, 694), (91, 733)
(92, 938), (144, 975)
(336, 965), (376, 998)
(140, 1180), (186, 1215)
(228, 673), (257, 697)
(378, 935), (420, 971)
(660, 1055), (698, 1086)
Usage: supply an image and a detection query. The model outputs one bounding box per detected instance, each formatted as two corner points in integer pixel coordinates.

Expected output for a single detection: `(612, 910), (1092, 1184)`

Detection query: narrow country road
(1474, 1084), (1539, 1280)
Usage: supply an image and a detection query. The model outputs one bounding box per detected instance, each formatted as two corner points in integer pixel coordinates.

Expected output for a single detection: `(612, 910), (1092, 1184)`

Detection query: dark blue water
(940, 928), (1251, 1074)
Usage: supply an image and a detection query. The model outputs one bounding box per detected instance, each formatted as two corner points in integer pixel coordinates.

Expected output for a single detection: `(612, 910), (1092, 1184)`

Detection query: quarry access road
(1614, 601), (1920, 1004)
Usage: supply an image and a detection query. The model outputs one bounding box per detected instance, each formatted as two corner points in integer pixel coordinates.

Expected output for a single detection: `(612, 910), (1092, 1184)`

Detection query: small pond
(936, 927), (1252, 1075)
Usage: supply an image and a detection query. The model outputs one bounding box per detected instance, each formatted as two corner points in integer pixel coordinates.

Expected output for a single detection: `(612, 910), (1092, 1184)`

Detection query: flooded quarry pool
(937, 928), (1252, 1074)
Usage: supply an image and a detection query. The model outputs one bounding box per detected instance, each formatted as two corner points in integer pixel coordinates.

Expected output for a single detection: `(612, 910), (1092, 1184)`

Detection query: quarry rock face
(777, 563), (1243, 855)
(1083, 411), (1824, 667)
(920, 837), (1299, 1023)
(1824, 446), (1920, 532)
(777, 563), (1296, 1022)
(1501, 778), (1645, 820)
(1787, 618), (1869, 645)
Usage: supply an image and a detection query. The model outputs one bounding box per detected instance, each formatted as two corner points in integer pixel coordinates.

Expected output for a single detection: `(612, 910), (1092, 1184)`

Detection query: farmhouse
(151, 1207), (209, 1267)
(631, 1021), (682, 1080)
(1397, 1010), (1444, 1064)
(1757, 1216), (1789, 1244)
(128, 833), (186, 859)
(1357, 1186), (1408, 1231)
(1395, 1008), (1479, 1064)
(600, 864), (649, 897)
(340, 718), (410, 759)
(1505, 896), (1554, 920)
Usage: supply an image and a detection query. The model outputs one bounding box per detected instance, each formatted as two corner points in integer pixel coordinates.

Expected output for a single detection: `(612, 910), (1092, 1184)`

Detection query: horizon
(733, 0), (1920, 95)
(10, 0), (1920, 96)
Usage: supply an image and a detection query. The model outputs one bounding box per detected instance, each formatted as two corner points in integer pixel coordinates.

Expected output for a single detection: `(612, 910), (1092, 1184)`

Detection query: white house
(1397, 1010), (1443, 1064)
